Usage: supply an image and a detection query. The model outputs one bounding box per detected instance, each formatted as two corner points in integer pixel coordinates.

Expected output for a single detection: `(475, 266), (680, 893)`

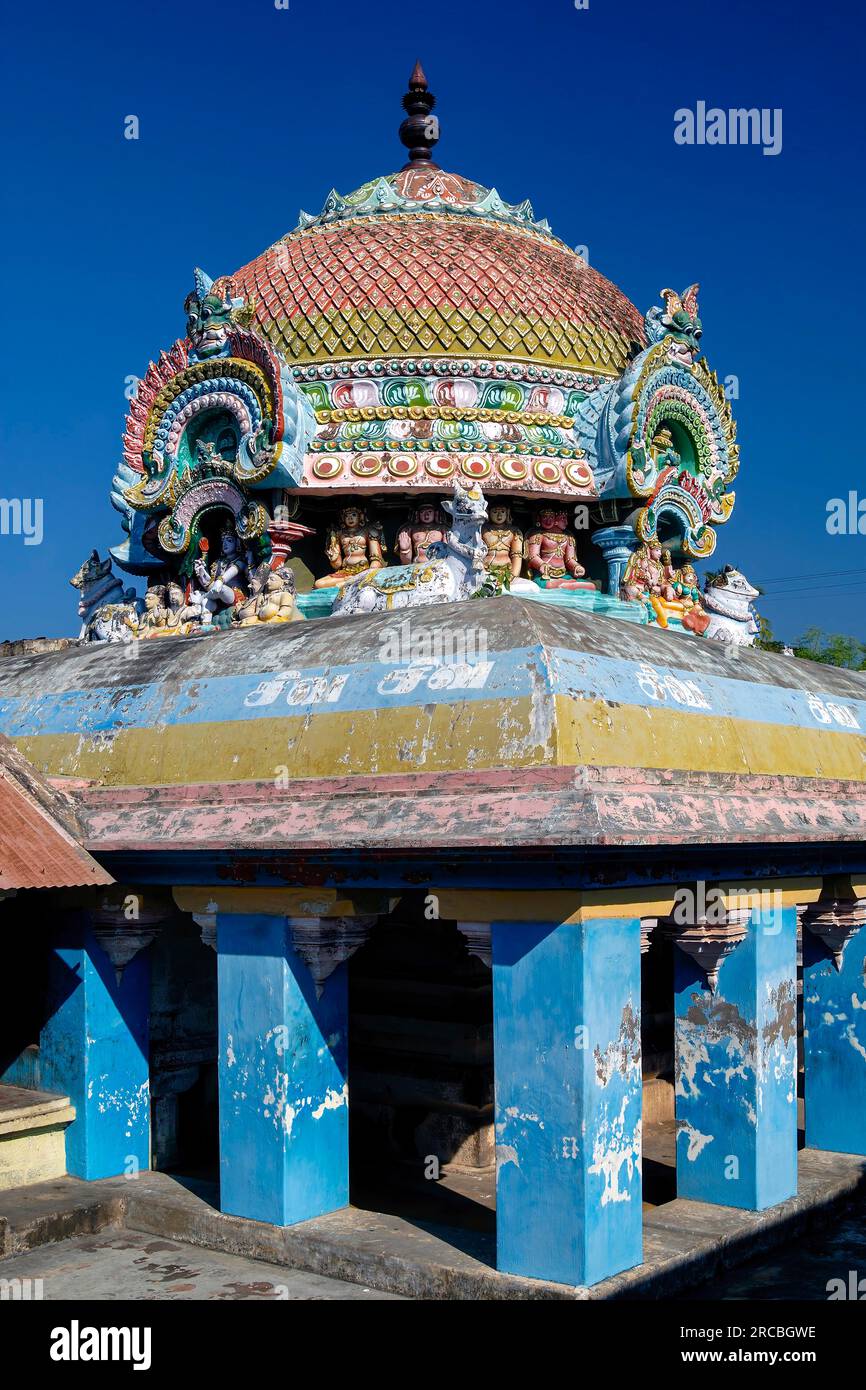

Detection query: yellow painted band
(172, 886), (398, 918)
(436, 887), (681, 923)
(10, 694), (866, 787)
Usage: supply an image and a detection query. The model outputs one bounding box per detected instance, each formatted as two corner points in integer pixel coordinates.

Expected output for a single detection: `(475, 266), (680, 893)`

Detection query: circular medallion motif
(460, 456), (491, 479)
(533, 460), (562, 484)
(312, 457), (344, 479)
(498, 458), (528, 481)
(387, 455), (419, 477)
(350, 455), (383, 477)
(426, 456), (455, 478)
(565, 459), (594, 489)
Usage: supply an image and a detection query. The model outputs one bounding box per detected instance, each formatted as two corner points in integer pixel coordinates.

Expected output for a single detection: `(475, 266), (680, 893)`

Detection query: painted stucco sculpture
(525, 507), (590, 590)
(396, 502), (448, 566)
(85, 63), (745, 649)
(703, 566), (760, 645)
(333, 481), (492, 614)
(71, 551), (142, 644)
(480, 502), (524, 586)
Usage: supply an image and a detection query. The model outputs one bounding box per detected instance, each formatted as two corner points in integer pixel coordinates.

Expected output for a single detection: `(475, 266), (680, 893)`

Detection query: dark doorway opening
(348, 895), (495, 1236)
(149, 914), (219, 1186)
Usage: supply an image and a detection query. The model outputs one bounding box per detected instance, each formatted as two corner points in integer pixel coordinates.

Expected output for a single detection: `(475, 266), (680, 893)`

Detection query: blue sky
(2, 0), (864, 642)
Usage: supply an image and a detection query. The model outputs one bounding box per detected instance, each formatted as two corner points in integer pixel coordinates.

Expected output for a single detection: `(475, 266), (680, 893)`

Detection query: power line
(757, 567), (866, 587)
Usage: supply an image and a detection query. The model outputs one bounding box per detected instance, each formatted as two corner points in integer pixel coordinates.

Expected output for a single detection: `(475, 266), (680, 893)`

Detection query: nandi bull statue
(333, 481), (497, 615)
(702, 565), (760, 646)
(71, 550), (142, 643)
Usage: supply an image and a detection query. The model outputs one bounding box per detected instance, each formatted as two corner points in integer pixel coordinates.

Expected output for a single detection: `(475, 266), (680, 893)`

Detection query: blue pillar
(674, 905), (798, 1209)
(492, 916), (642, 1287)
(592, 524), (641, 596)
(40, 913), (151, 1180)
(217, 914), (350, 1226)
(803, 910), (866, 1155)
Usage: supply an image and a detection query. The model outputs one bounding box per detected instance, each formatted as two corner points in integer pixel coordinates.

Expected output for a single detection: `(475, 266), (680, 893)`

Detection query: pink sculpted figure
(525, 508), (590, 590)
(396, 501), (447, 565)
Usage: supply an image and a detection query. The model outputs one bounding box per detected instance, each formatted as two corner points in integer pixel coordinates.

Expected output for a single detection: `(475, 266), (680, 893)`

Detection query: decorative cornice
(294, 177), (555, 238)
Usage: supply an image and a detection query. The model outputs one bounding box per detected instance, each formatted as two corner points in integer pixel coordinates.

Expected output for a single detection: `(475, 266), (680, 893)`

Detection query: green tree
(792, 626), (866, 669)
(753, 615), (784, 653)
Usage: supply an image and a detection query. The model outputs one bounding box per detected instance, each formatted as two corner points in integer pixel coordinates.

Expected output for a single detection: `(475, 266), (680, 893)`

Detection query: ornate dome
(231, 166), (644, 377)
(223, 67), (645, 501)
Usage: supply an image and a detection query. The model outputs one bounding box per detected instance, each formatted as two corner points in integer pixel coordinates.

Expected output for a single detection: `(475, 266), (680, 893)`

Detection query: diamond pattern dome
(230, 169), (645, 378)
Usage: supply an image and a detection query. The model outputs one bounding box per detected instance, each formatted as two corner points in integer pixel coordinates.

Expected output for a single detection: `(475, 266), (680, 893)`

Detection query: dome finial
(399, 61), (439, 169)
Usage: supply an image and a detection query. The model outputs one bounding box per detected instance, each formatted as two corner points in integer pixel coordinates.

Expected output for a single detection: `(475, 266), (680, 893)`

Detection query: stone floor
(0, 1228), (403, 1300)
(686, 1197), (866, 1300)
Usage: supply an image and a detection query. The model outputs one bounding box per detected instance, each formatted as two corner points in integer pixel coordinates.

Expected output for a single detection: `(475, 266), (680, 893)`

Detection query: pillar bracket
(457, 921), (492, 968)
(287, 915), (377, 997)
(803, 896), (866, 972)
(91, 893), (172, 985)
(664, 909), (751, 993)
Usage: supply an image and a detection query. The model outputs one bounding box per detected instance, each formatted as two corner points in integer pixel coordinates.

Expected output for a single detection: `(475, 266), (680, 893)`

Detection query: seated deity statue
(663, 551), (710, 634)
(481, 503), (524, 588)
(139, 585), (170, 634)
(314, 506), (386, 590)
(139, 581), (199, 637)
(629, 426), (681, 490)
(525, 508), (592, 589)
(395, 501), (447, 566)
(621, 541), (665, 602)
(234, 562), (304, 625)
(622, 542), (708, 631)
(189, 525), (248, 623)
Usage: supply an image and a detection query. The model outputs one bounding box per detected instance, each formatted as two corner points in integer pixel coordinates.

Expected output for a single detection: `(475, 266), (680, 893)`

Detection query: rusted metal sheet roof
(0, 735), (113, 890)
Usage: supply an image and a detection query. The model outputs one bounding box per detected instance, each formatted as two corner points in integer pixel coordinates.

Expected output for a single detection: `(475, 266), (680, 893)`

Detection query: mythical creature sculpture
(333, 481), (494, 615)
(396, 501), (447, 565)
(184, 268), (254, 361)
(234, 563), (304, 626)
(525, 508), (590, 589)
(315, 506), (386, 589)
(481, 502), (524, 588)
(644, 284), (702, 365)
(628, 426), (681, 491)
(70, 551), (142, 643)
(703, 566), (760, 645)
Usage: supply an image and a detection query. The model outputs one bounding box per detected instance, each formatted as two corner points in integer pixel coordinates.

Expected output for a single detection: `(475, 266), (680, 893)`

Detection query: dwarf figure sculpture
(140, 582), (199, 638)
(234, 562), (304, 625)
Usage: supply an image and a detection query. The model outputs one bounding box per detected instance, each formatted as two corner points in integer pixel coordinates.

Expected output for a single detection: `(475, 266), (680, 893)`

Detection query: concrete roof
(0, 598), (864, 855)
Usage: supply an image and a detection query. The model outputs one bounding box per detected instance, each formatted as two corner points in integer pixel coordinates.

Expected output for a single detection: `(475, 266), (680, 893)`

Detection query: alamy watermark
(675, 102), (782, 157)
(826, 491), (866, 535)
(0, 497), (43, 546)
(378, 616), (488, 666)
(672, 880), (785, 929)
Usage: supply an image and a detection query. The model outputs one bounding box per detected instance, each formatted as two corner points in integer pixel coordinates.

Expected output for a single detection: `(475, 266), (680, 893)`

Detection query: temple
(1, 66), (864, 1294)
